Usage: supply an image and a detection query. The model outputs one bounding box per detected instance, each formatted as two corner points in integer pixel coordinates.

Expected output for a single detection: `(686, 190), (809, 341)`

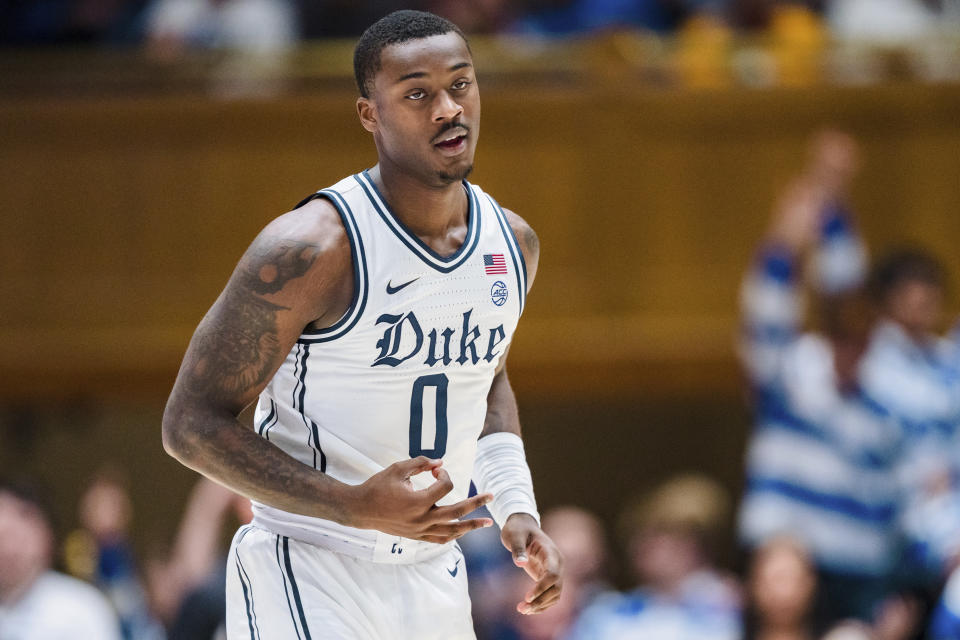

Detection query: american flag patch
(484, 253), (508, 275)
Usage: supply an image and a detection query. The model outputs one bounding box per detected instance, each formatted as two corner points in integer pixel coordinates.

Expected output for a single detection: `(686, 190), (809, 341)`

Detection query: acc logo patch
(490, 280), (508, 307)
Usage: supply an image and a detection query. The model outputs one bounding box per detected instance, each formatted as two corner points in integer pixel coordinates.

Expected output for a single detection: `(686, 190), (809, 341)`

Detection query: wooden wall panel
(2, 84), (959, 400)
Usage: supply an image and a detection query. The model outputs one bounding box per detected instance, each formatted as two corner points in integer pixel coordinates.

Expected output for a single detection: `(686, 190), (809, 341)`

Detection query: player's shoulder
(253, 191), (352, 268)
(472, 183), (537, 256)
(489, 199), (539, 284)
(469, 183), (536, 245)
(499, 207), (537, 254)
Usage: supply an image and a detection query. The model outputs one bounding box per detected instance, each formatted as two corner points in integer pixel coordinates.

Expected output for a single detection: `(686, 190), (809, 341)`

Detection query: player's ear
(357, 97), (377, 134)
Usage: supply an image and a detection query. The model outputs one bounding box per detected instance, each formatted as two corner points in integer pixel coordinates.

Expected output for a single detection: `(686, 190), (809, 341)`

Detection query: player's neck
(369, 163), (467, 240)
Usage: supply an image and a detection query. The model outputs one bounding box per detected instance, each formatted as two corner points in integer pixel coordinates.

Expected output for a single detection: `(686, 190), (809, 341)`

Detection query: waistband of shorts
(251, 504), (453, 564)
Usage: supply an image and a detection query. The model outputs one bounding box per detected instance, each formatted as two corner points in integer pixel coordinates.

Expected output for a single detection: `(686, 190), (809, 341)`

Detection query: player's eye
(452, 80), (471, 91)
(406, 90), (426, 100)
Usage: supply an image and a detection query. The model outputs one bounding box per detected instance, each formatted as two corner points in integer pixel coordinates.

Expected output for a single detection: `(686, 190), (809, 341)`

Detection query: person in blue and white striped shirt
(737, 132), (908, 628)
(860, 248), (960, 583)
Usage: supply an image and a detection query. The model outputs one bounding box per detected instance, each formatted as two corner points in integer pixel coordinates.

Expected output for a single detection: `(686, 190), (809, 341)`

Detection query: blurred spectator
(872, 593), (922, 640)
(737, 132), (909, 627)
(146, 476), (251, 639)
(0, 478), (122, 639)
(424, 0), (516, 34)
(0, 0), (148, 46)
(67, 469), (163, 640)
(950, 321), (960, 379)
(298, 1), (407, 38)
(821, 620), (876, 640)
(821, 594), (920, 640)
(860, 247), (960, 584)
(743, 536), (819, 640)
(144, 0), (296, 56)
(826, 0), (940, 44)
(929, 564), (960, 639)
(510, 0), (726, 37)
(144, 0), (297, 96)
(541, 506), (611, 605)
(566, 474), (742, 640)
(300, 0), (519, 37)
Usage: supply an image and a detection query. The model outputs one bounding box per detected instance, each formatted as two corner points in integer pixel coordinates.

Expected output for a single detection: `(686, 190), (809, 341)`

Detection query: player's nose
(432, 90), (463, 123)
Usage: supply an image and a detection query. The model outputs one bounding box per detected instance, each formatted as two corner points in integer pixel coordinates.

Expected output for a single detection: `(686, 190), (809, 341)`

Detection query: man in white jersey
(162, 9), (563, 639)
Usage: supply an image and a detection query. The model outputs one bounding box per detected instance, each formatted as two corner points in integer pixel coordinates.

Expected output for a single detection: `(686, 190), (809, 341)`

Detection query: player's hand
(500, 513), (564, 615)
(347, 456), (493, 543)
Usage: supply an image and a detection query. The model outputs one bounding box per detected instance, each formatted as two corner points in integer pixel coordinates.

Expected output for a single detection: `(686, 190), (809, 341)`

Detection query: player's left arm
(476, 208), (563, 615)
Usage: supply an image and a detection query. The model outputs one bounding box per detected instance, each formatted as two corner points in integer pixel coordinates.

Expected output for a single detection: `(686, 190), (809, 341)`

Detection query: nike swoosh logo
(386, 278), (420, 295)
(447, 558), (461, 577)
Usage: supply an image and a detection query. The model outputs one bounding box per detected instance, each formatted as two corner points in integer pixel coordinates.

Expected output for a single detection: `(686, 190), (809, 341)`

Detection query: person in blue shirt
(566, 474), (742, 640)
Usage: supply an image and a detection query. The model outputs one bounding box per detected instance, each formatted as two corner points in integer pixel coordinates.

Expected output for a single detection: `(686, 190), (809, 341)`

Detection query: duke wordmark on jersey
(372, 309), (506, 368)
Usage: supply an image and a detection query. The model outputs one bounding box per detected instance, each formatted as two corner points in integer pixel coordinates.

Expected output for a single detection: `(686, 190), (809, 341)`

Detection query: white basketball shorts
(225, 525), (476, 640)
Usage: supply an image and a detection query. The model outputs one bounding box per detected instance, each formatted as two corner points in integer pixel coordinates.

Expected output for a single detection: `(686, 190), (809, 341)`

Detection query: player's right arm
(162, 198), (491, 541)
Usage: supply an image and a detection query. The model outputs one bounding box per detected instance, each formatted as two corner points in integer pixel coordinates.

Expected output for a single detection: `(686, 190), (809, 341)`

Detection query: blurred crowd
(2, 130), (960, 640)
(2, 0), (959, 50)
(731, 131), (960, 640)
(1, 472), (252, 640)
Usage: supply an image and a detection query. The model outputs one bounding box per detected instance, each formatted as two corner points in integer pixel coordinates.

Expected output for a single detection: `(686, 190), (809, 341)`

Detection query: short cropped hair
(353, 10), (467, 98)
(868, 247), (947, 305)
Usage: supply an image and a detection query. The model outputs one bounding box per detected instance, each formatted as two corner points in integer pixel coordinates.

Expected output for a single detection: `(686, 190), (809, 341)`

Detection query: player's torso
(256, 171), (527, 506)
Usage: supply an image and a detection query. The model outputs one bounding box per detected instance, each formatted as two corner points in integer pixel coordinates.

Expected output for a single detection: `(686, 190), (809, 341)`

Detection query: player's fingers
(502, 528), (531, 566)
(417, 467), (454, 503)
(426, 493), (493, 522)
(518, 584), (561, 615)
(523, 562), (562, 603)
(520, 589), (561, 616)
(392, 456), (441, 479)
(417, 525), (488, 544)
(424, 518), (492, 539)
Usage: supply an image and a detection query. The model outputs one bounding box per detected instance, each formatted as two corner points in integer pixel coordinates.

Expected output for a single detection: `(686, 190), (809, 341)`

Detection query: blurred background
(2, 1), (960, 639)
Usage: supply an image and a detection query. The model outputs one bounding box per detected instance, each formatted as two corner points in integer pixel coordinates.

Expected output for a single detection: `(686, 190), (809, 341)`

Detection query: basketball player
(161, 10), (563, 639)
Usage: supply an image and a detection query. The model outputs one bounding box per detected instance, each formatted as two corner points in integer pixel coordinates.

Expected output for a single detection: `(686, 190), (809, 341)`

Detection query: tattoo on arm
(184, 240), (321, 406)
(244, 240), (321, 295)
(164, 238), (357, 520)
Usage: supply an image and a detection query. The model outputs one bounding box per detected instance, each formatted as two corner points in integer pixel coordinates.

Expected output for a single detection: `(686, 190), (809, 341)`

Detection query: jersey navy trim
(236, 553), (260, 640)
(257, 399), (277, 439)
(234, 526), (259, 640)
(354, 171), (481, 273)
(262, 405), (280, 441)
(282, 537), (313, 640)
(298, 189), (369, 343)
(292, 344), (327, 473)
(275, 535), (303, 640)
(485, 194), (527, 316)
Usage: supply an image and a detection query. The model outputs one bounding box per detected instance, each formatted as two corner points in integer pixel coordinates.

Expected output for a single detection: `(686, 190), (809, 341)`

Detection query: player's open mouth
(435, 134), (467, 154)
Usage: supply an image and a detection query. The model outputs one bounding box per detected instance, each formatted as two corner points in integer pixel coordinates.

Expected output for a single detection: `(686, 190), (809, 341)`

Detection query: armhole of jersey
(485, 192), (528, 316)
(297, 189), (369, 343)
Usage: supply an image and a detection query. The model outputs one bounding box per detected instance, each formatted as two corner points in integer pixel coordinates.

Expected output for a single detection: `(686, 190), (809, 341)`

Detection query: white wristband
(473, 432), (540, 529)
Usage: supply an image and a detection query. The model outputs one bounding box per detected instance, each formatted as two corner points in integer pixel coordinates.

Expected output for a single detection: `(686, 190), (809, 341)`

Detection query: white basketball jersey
(250, 170), (527, 564)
